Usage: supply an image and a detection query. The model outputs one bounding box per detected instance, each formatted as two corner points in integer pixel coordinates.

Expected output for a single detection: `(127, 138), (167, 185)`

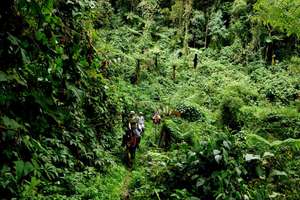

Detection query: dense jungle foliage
(0, 0), (299, 199)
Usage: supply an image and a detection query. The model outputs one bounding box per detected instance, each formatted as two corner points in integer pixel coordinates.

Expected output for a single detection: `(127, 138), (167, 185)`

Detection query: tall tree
(183, 0), (193, 55)
(170, 0), (193, 55)
(254, 0), (300, 61)
(254, 0), (300, 38)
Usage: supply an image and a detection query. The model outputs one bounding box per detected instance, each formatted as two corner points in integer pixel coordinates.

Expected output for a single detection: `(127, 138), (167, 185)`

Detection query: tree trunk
(204, 15), (209, 48)
(183, 22), (189, 55)
(265, 45), (269, 62)
(183, 0), (192, 55)
(172, 65), (176, 80)
(135, 59), (141, 84)
(155, 54), (158, 69)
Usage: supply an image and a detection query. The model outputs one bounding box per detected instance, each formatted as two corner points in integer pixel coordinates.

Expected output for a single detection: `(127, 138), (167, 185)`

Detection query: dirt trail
(121, 172), (132, 200)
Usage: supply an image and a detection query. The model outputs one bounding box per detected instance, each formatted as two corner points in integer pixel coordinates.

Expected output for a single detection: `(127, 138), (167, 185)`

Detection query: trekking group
(122, 111), (144, 165)
(122, 110), (161, 166)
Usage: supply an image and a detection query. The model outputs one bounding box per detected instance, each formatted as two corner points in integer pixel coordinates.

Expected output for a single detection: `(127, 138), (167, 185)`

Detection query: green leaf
(0, 71), (9, 82)
(7, 33), (20, 45)
(256, 166), (265, 179)
(196, 178), (205, 187)
(35, 30), (44, 41)
(15, 160), (25, 181)
(66, 84), (83, 101)
(216, 193), (225, 200)
(244, 153), (261, 161)
(263, 152), (274, 158)
(270, 169), (288, 177)
(191, 174), (199, 180)
(23, 162), (34, 177)
(1, 116), (24, 131)
(265, 37), (272, 43)
(269, 192), (282, 198)
(21, 48), (30, 64)
(13, 73), (27, 86)
(13, 154), (35, 182)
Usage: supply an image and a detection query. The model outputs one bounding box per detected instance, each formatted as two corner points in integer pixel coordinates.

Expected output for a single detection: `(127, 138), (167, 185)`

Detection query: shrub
(176, 104), (205, 122)
(220, 96), (244, 131)
(250, 67), (299, 104)
(239, 106), (300, 139)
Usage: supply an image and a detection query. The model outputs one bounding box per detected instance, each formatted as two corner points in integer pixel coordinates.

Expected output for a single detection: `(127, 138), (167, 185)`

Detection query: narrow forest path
(120, 171), (132, 200)
(117, 121), (160, 200)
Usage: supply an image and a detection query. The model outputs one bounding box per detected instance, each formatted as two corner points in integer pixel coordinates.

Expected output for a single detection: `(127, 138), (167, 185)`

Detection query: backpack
(152, 114), (161, 124)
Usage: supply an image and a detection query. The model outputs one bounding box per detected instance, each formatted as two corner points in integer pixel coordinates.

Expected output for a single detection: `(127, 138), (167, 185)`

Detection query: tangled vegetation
(0, 0), (299, 199)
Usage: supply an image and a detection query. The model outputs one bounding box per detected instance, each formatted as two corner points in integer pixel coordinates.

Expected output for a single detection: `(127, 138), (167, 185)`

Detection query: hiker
(138, 112), (145, 134)
(122, 111), (138, 166)
(122, 128), (137, 167)
(128, 110), (142, 149)
(122, 111), (138, 150)
(134, 127), (142, 149)
(121, 128), (131, 148)
(128, 129), (137, 159)
(128, 111), (138, 131)
(152, 111), (161, 144)
(152, 111), (161, 125)
(128, 110), (140, 138)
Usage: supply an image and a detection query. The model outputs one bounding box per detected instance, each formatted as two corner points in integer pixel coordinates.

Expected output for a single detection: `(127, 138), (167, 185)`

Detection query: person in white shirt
(138, 112), (145, 134)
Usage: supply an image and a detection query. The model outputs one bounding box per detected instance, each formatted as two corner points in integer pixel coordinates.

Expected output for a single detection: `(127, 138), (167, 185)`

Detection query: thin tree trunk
(183, 22), (189, 55)
(172, 65), (176, 80)
(183, 0), (192, 55)
(135, 59), (140, 84)
(155, 54), (158, 69)
(204, 22), (209, 48)
(265, 45), (269, 62)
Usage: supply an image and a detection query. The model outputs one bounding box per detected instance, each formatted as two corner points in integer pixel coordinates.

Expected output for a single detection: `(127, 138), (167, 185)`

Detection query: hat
(139, 112), (143, 115)
(130, 111), (135, 114)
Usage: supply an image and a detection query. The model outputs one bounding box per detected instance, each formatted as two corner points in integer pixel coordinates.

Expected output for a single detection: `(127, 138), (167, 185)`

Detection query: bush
(220, 96), (244, 131)
(132, 130), (300, 200)
(240, 106), (300, 139)
(176, 104), (205, 122)
(250, 67), (299, 104)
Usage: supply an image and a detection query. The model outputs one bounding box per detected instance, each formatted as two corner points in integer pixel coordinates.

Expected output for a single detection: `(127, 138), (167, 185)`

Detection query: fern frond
(246, 134), (271, 149)
(246, 133), (300, 151)
(271, 138), (300, 151)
